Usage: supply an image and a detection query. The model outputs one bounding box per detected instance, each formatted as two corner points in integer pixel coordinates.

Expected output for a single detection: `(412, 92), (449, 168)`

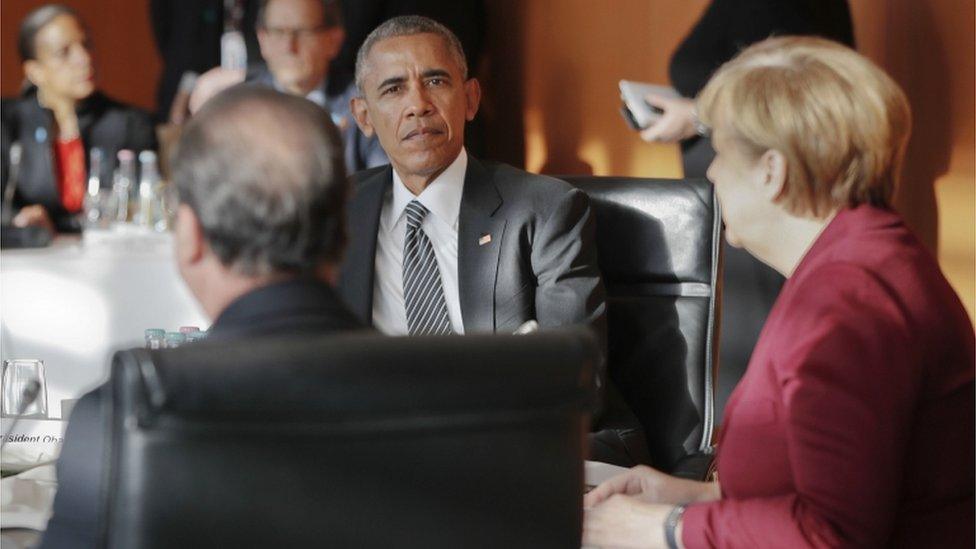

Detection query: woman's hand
(13, 204), (55, 233)
(639, 94), (699, 143)
(584, 465), (720, 508)
(583, 495), (669, 548)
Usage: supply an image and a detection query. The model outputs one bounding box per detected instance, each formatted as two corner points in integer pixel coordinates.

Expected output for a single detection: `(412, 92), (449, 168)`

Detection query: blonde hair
(697, 36), (912, 217)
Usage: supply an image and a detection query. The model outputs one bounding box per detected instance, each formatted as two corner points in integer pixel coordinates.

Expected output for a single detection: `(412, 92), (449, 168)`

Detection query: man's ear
(256, 28), (270, 60)
(464, 78), (481, 121)
(759, 149), (788, 202)
(350, 96), (374, 137)
(175, 204), (206, 267)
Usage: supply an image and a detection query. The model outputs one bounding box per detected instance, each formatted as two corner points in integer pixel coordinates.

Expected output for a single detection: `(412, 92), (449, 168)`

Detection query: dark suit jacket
(337, 155), (607, 384)
(0, 90), (156, 232)
(39, 279), (363, 549)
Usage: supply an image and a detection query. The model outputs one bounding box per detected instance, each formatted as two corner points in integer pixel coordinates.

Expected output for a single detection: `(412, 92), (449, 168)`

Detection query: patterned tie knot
(405, 200), (429, 231)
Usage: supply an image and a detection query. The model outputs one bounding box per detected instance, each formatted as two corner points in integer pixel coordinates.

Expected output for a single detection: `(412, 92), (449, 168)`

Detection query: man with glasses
(192, 0), (386, 174)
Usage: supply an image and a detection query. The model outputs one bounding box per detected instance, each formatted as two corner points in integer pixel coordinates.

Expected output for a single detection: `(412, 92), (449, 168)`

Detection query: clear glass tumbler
(1, 359), (48, 419)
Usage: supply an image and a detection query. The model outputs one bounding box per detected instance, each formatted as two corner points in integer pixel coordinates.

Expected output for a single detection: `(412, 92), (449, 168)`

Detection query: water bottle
(145, 328), (166, 349)
(83, 148), (103, 226)
(113, 150), (136, 223)
(164, 332), (187, 349)
(185, 331), (208, 344)
(137, 151), (161, 229)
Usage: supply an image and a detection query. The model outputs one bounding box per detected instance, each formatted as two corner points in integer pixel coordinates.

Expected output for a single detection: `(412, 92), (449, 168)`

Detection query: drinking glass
(1, 359), (48, 419)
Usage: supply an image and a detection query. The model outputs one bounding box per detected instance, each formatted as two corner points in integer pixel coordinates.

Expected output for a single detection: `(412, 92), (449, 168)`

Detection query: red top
(54, 137), (86, 213)
(683, 205), (974, 548)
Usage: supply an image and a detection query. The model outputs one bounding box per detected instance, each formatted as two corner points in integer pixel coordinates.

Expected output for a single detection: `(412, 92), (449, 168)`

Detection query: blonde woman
(584, 36), (974, 548)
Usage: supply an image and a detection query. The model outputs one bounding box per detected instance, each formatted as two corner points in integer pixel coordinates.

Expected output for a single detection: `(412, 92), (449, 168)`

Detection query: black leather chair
(562, 176), (723, 479)
(102, 330), (597, 549)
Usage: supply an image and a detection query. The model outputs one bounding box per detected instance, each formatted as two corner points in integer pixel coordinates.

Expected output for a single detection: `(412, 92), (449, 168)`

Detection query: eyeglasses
(261, 25), (327, 42)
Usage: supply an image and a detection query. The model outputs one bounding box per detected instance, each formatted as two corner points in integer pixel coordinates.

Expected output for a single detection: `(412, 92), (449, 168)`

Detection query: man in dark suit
(337, 17), (639, 461)
(39, 86), (363, 548)
(340, 15), (605, 346)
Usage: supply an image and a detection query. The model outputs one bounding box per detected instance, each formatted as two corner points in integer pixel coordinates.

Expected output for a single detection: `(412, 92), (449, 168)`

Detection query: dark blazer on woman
(1, 89), (156, 232)
(682, 205), (975, 548)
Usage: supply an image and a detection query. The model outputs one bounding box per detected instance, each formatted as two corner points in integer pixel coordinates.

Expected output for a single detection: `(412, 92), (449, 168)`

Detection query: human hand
(583, 494), (669, 549)
(584, 465), (719, 508)
(639, 95), (698, 143)
(12, 205), (55, 233)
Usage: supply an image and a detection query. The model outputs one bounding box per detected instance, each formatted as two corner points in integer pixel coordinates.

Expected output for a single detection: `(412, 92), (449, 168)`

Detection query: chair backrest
(103, 330), (596, 549)
(561, 176), (723, 471)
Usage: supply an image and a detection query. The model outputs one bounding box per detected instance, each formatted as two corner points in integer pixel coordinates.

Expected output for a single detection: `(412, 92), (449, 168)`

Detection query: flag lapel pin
(478, 234), (492, 246)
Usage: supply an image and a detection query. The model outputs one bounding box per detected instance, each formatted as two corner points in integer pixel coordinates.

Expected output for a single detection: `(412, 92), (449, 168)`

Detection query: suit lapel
(457, 156), (505, 333)
(337, 167), (390, 325)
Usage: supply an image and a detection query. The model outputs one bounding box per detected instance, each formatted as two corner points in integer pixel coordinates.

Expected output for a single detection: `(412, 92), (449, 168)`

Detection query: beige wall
(482, 0), (975, 319)
(2, 0), (973, 316)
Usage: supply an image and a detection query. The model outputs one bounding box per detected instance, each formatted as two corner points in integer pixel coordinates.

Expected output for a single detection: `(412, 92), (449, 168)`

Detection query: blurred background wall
(2, 0), (973, 317)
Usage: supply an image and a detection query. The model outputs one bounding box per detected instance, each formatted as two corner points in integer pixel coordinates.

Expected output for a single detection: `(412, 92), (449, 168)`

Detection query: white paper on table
(1, 464), (57, 531)
(584, 460), (630, 489)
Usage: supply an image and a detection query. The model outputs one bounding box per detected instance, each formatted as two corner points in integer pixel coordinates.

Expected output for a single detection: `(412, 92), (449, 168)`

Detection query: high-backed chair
(102, 330), (597, 549)
(562, 176), (723, 478)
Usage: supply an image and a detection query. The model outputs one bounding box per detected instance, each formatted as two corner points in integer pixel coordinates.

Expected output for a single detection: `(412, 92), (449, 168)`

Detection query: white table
(1, 232), (208, 420)
(0, 460), (628, 544)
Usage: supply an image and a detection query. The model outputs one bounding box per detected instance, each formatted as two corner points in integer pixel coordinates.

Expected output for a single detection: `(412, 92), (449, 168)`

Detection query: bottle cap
(117, 149), (134, 162)
(145, 328), (166, 339)
(138, 150), (157, 163)
(164, 332), (186, 343)
(178, 326), (201, 333)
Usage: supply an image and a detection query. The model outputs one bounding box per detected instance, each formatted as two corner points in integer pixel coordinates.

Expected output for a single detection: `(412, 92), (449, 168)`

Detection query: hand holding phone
(618, 80), (679, 129)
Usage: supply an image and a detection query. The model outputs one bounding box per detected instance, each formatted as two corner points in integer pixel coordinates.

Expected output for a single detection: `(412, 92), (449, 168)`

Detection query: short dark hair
(171, 87), (348, 276)
(355, 15), (467, 92)
(18, 4), (79, 61)
(256, 0), (342, 30)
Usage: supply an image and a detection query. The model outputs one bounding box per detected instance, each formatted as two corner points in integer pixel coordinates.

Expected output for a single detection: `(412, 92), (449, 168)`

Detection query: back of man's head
(172, 86), (347, 277)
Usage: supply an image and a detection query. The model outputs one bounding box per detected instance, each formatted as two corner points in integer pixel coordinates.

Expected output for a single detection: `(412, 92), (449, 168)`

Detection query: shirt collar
(390, 148), (467, 229)
(273, 77), (328, 106)
(305, 84), (327, 107)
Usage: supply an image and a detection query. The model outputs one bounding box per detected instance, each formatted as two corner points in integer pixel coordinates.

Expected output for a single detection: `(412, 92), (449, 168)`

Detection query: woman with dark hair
(1, 4), (156, 233)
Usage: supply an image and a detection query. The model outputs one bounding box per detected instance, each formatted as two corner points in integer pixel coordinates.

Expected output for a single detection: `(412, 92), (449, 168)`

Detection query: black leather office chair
(102, 330), (597, 549)
(562, 176), (723, 479)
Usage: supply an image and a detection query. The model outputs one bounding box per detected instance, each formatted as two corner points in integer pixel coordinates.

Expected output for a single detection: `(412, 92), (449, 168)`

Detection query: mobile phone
(618, 80), (679, 130)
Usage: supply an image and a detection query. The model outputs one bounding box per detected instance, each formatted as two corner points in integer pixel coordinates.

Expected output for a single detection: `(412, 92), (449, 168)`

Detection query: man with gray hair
(341, 14), (605, 347)
(39, 86), (363, 549)
(337, 16), (648, 465)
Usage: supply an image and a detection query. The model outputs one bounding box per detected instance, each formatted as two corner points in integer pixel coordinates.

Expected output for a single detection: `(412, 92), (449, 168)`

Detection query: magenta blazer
(683, 205), (974, 548)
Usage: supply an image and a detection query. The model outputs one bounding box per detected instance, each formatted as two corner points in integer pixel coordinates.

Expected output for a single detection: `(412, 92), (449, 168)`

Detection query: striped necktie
(403, 200), (454, 335)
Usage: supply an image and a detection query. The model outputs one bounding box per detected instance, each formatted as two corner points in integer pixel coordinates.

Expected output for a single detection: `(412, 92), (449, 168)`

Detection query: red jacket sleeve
(683, 263), (919, 548)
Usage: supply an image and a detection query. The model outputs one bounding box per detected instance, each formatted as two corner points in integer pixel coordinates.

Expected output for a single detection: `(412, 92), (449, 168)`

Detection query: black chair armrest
(670, 449), (716, 481)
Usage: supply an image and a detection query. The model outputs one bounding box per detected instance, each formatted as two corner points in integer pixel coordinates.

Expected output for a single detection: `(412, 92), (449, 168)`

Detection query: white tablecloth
(1, 232), (208, 419)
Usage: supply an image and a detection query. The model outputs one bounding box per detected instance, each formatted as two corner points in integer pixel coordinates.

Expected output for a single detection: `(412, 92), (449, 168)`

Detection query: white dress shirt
(371, 149), (468, 335)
